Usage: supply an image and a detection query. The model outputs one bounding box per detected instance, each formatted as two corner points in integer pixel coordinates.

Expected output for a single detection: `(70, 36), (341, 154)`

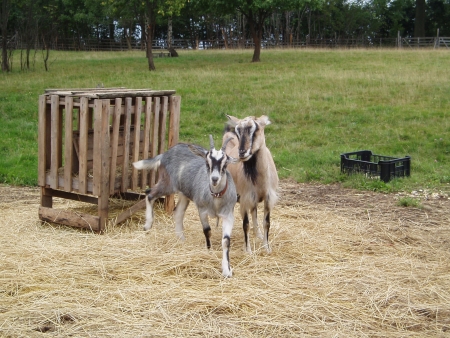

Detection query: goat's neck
(210, 176), (228, 198)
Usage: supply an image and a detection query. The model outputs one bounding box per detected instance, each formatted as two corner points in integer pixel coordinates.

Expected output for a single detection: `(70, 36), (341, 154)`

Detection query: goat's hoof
(222, 269), (232, 278)
(243, 245), (252, 254)
(143, 224), (152, 231)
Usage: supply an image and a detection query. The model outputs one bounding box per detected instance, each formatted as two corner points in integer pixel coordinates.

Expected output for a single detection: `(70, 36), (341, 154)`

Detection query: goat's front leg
(221, 213), (234, 278)
(199, 212), (212, 249)
(173, 193), (189, 241)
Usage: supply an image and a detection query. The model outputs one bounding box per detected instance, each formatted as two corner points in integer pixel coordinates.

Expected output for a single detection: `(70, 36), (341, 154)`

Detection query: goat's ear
(188, 144), (207, 158)
(227, 155), (239, 165)
(256, 115), (271, 127)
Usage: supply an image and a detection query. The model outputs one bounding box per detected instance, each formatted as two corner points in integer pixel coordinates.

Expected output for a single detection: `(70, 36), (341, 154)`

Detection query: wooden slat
(78, 97), (89, 194)
(50, 95), (60, 189)
(131, 97), (142, 191)
(68, 90), (176, 99)
(165, 95), (181, 214)
(109, 98), (122, 194)
(150, 97), (160, 186)
(93, 99), (102, 196)
(141, 97), (152, 188)
(168, 96), (181, 148)
(121, 97), (132, 192)
(98, 99), (111, 232)
(45, 172), (121, 194)
(38, 95), (48, 187)
(39, 206), (100, 232)
(64, 96), (74, 192)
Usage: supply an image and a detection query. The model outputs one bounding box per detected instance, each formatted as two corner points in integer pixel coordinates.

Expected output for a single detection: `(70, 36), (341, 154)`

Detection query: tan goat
(223, 115), (279, 253)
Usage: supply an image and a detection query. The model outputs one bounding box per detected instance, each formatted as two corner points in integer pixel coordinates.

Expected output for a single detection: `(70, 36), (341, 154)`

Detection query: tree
(209, 0), (324, 62)
(142, 0), (185, 71)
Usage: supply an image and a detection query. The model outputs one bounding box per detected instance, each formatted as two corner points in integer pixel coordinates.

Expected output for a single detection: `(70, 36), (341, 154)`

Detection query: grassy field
(0, 49), (449, 193)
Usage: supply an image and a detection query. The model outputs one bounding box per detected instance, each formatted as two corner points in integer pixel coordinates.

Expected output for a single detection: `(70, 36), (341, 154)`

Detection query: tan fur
(224, 115), (279, 253)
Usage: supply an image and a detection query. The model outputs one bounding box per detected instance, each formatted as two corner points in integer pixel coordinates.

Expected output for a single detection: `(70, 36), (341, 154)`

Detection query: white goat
(223, 115), (279, 254)
(133, 135), (238, 277)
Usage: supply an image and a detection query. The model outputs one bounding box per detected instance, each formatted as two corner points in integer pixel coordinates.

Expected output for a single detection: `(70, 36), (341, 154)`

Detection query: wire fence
(2, 36), (450, 52)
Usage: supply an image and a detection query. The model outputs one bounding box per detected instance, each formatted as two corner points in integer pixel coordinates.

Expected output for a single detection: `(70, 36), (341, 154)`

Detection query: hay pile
(1, 182), (449, 337)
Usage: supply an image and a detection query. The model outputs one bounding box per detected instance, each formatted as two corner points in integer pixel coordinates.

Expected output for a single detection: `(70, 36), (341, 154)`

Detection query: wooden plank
(131, 97), (142, 191)
(110, 98), (122, 194)
(64, 96), (74, 192)
(141, 97), (152, 188)
(121, 97), (132, 192)
(42, 187), (98, 204)
(98, 99), (111, 232)
(78, 97), (89, 194)
(39, 206), (100, 232)
(45, 87), (126, 94)
(50, 95), (60, 189)
(38, 95), (48, 187)
(114, 198), (146, 225)
(158, 96), (168, 154)
(168, 95), (181, 147)
(40, 187), (52, 208)
(150, 97), (160, 186)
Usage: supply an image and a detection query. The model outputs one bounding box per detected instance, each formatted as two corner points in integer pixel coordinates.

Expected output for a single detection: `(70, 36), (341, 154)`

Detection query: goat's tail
(133, 155), (163, 171)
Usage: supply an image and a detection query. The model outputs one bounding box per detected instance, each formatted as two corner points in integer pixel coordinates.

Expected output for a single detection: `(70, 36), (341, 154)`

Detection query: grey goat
(133, 136), (238, 277)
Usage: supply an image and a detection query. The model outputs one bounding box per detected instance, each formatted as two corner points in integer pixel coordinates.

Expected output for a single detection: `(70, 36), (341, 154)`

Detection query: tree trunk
(146, 23), (155, 71)
(1, 0), (10, 72)
(414, 0), (426, 38)
(248, 13), (262, 62)
(145, 0), (155, 71)
(167, 16), (173, 49)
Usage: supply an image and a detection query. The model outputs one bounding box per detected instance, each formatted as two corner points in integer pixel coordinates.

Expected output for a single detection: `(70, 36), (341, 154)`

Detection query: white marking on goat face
(207, 149), (227, 187)
(234, 118), (257, 161)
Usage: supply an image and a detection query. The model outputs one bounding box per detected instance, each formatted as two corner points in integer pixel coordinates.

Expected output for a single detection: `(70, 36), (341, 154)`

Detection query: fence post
(435, 28), (440, 49)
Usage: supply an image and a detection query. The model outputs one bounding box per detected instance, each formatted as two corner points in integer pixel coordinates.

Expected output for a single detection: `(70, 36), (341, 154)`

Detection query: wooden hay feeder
(38, 88), (181, 232)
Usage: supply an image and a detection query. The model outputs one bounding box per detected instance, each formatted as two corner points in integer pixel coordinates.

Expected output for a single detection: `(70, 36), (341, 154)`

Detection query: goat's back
(160, 144), (237, 213)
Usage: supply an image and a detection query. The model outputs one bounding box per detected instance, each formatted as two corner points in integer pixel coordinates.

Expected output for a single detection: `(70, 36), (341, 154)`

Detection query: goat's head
(226, 115), (271, 161)
(189, 135), (238, 188)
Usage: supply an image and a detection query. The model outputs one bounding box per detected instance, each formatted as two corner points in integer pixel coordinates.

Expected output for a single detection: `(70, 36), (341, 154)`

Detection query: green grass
(1, 49), (449, 194)
(397, 196), (423, 208)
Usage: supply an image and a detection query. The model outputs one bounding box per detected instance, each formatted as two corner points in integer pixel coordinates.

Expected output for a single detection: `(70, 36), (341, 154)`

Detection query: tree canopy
(1, 0), (449, 70)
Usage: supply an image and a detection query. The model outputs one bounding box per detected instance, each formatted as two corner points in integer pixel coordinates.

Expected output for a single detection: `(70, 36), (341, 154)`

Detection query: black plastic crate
(341, 150), (411, 182)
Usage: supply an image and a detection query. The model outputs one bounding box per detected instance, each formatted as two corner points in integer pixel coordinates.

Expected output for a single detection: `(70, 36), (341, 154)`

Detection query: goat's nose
(238, 149), (246, 156)
(211, 177), (219, 185)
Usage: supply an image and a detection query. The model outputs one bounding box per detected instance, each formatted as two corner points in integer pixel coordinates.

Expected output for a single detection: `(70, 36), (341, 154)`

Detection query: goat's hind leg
(241, 206), (252, 254)
(262, 200), (272, 254)
(143, 189), (156, 231)
(251, 207), (263, 240)
(199, 212), (212, 249)
(221, 214), (234, 277)
(173, 193), (189, 241)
